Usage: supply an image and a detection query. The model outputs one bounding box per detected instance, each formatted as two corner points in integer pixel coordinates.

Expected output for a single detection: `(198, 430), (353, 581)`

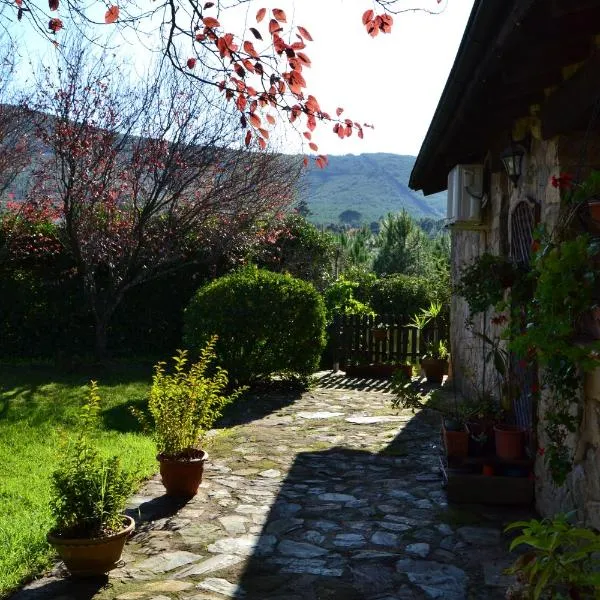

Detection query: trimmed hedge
(183, 267), (326, 384)
(370, 274), (435, 317)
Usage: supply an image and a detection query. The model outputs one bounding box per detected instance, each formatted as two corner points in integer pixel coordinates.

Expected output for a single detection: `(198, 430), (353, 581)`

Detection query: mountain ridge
(301, 153), (446, 226)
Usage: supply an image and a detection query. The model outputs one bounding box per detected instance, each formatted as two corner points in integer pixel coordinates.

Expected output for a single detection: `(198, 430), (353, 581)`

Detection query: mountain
(300, 153), (447, 226)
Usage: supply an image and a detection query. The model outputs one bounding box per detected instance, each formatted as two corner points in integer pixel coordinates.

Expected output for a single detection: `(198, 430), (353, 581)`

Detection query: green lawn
(0, 364), (157, 599)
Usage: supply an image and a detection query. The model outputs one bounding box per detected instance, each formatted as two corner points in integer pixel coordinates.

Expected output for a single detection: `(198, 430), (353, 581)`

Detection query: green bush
(183, 267), (327, 384)
(370, 274), (435, 317)
(50, 382), (135, 538)
(136, 341), (243, 457)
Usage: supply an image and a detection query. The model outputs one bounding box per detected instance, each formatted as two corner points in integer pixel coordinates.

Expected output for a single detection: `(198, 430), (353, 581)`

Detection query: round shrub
(370, 274), (435, 317)
(183, 267), (326, 385)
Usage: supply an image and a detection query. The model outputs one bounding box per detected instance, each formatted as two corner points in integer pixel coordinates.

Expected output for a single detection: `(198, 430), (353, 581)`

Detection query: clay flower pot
(158, 449), (208, 497)
(442, 421), (469, 458)
(494, 424), (525, 460)
(47, 515), (134, 576)
(420, 357), (448, 384)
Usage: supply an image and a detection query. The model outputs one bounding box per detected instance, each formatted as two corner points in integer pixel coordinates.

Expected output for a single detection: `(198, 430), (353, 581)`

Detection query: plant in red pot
(135, 336), (244, 497)
(47, 382), (136, 576)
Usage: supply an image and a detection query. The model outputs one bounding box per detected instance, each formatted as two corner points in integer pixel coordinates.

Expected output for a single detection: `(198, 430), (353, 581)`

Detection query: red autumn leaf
(303, 131), (311, 140)
(303, 157), (309, 167)
(272, 34), (287, 54)
(202, 16), (220, 28)
(291, 39), (306, 50)
(309, 142), (318, 152)
(272, 8), (287, 22)
(307, 114), (316, 131)
(259, 128), (269, 139)
(186, 57), (197, 69)
(368, 22), (379, 38)
(380, 13), (393, 33)
(269, 19), (282, 35)
(217, 33), (238, 58)
(249, 27), (263, 40)
(362, 9), (374, 24)
(104, 5), (119, 24)
(266, 114), (276, 125)
(296, 52), (311, 67)
(245, 130), (252, 146)
(195, 33), (206, 41)
(242, 59), (255, 73)
(258, 137), (267, 150)
(305, 95), (320, 113)
(336, 107), (344, 116)
(243, 40), (259, 58)
(48, 0), (59, 11)
(358, 128), (364, 139)
(236, 94), (247, 111)
(315, 155), (328, 169)
(15, 0), (22, 7)
(249, 113), (261, 128)
(297, 26), (313, 41)
(48, 17), (63, 32)
(204, 1), (214, 7)
(256, 7), (266, 22)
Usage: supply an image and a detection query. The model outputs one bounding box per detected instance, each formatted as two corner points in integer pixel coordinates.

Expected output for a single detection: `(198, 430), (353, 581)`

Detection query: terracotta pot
(158, 449), (208, 497)
(420, 357), (448, 384)
(47, 515), (134, 576)
(442, 423), (469, 458)
(579, 200), (600, 235)
(371, 328), (388, 342)
(494, 424), (525, 460)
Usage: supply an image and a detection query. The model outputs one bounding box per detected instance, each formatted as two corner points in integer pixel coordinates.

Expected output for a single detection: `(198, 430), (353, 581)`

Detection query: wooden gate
(331, 313), (440, 368)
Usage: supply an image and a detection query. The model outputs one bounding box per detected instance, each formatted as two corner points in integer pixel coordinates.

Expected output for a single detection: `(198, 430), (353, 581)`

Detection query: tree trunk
(94, 314), (109, 362)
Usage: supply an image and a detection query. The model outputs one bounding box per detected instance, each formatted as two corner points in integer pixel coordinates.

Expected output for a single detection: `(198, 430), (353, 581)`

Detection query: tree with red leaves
(29, 46), (300, 359)
(2, 1), (444, 167)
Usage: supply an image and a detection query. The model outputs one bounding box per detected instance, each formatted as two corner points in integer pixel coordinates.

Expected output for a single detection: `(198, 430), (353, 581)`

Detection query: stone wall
(450, 133), (600, 529)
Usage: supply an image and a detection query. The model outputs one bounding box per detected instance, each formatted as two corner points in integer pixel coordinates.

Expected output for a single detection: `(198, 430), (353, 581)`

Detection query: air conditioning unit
(447, 164), (484, 224)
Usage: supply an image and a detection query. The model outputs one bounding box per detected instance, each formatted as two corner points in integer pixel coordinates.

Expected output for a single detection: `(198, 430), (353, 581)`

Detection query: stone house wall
(449, 132), (600, 529)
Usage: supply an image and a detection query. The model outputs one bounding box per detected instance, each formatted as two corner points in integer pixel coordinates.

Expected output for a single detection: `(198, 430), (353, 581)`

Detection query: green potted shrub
(420, 338), (449, 384)
(505, 513), (600, 599)
(47, 381), (136, 576)
(134, 337), (243, 497)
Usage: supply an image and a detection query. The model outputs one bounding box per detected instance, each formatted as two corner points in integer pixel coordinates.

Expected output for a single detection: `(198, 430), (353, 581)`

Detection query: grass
(0, 364), (157, 599)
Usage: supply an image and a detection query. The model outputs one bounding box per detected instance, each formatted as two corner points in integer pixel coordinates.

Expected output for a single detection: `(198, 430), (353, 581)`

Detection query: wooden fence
(330, 313), (443, 368)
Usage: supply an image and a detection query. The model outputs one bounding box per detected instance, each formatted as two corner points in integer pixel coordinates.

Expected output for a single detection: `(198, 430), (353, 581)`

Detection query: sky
(9, 0), (475, 158)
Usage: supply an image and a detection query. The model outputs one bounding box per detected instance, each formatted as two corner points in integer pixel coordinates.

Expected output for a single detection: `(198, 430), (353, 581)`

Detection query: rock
(258, 469), (281, 478)
(318, 493), (357, 503)
(277, 539), (329, 558)
(196, 578), (245, 597)
(332, 533), (366, 548)
(405, 543), (430, 558)
(303, 530), (326, 544)
(379, 522), (411, 533)
(265, 518), (304, 535)
(273, 558), (344, 577)
(234, 504), (269, 515)
(311, 519), (341, 531)
(136, 550), (203, 573)
(271, 501), (302, 517)
(371, 532), (399, 547)
(176, 554), (246, 578)
(144, 580), (194, 593)
(350, 564), (396, 594)
(345, 415), (407, 424)
(218, 515), (248, 535)
(116, 593), (147, 600)
(396, 559), (467, 600)
(207, 535), (276, 556)
(457, 526), (502, 546)
(297, 411), (344, 419)
(437, 524), (453, 536)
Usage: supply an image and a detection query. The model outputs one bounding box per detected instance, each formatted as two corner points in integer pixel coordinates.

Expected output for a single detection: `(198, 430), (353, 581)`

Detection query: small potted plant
(134, 336), (243, 497)
(47, 381), (135, 576)
(420, 339), (450, 384)
(371, 322), (388, 342)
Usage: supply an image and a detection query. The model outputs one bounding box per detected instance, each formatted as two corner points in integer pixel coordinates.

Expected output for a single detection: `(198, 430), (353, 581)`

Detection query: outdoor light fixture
(501, 141), (527, 187)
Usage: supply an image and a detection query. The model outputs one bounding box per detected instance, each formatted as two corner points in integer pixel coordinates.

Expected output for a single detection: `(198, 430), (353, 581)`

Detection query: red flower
(186, 57), (197, 69)
(48, 17), (63, 32)
(551, 172), (573, 190)
(491, 314), (508, 326)
(537, 447), (545, 456)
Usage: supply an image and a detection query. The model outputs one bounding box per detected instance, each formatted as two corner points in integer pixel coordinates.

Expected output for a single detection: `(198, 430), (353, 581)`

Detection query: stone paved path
(13, 373), (531, 600)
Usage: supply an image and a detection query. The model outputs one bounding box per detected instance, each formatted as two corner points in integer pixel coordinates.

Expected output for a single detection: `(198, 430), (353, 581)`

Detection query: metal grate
(510, 201), (535, 265)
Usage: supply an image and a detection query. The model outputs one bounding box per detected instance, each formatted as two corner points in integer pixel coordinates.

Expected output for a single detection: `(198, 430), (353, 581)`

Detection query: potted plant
(420, 338), (450, 384)
(134, 336), (244, 497)
(47, 381), (136, 576)
(505, 513), (600, 599)
(371, 322), (388, 342)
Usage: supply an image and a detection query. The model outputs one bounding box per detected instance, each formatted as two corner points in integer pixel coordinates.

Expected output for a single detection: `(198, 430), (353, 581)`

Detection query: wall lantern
(500, 142), (527, 187)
